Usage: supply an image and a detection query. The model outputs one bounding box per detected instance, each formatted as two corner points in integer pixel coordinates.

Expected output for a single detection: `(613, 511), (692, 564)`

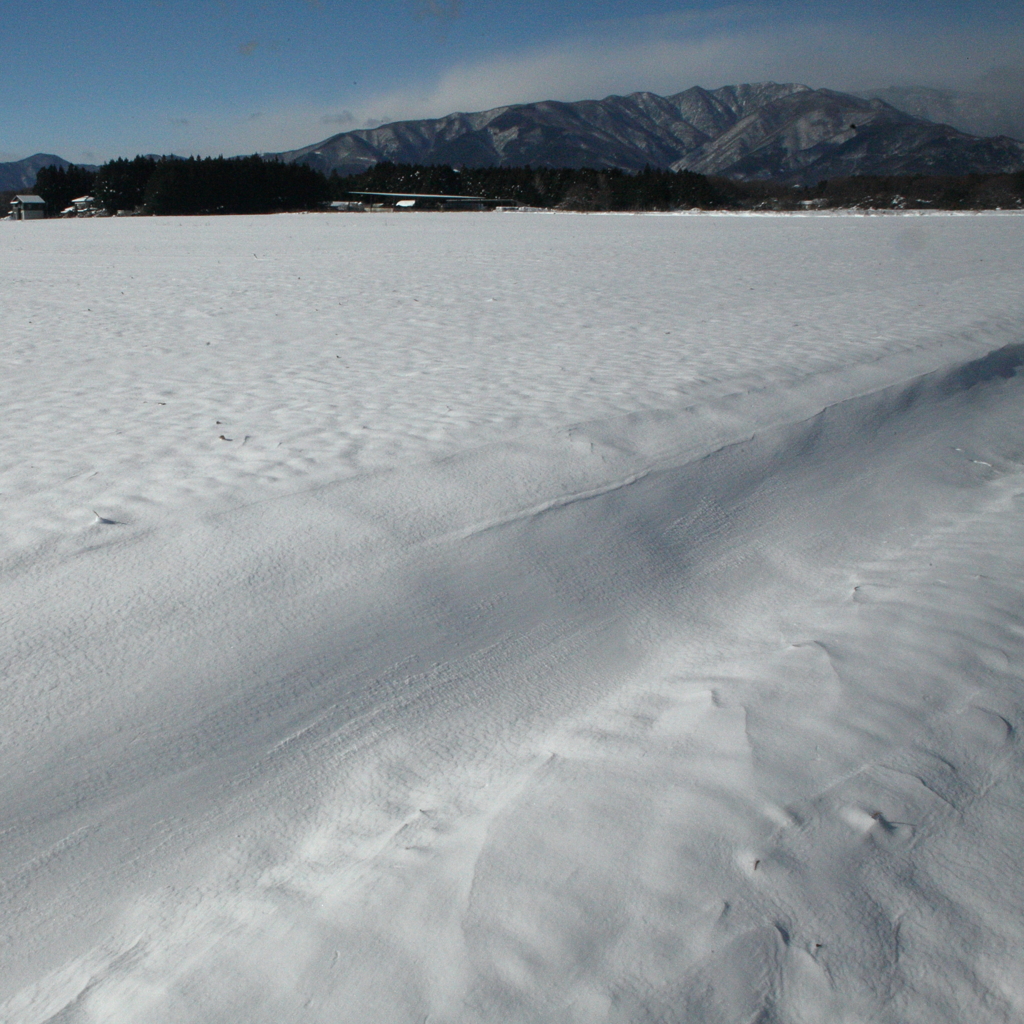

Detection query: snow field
(1, 212), (1021, 554)
(1, 212), (1024, 1022)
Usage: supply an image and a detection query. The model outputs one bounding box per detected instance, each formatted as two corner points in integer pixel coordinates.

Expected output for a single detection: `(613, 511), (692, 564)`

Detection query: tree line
(328, 163), (725, 211)
(27, 154), (1024, 216)
(33, 155), (329, 216)
(32, 157), (724, 215)
(328, 163), (1024, 211)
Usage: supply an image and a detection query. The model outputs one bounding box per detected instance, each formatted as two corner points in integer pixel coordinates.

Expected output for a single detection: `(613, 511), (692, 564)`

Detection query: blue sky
(2, 0), (1021, 163)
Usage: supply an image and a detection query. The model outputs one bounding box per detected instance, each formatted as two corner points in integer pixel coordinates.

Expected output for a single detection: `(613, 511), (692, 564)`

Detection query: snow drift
(1, 213), (1023, 1023)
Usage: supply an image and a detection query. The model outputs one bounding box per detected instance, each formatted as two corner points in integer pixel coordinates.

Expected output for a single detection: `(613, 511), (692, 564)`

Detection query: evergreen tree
(94, 156), (159, 214)
(142, 155), (330, 215)
(33, 164), (98, 216)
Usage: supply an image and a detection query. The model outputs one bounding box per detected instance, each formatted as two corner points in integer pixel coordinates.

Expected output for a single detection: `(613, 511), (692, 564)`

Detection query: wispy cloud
(321, 110), (356, 127)
(346, 10), (1024, 125)
(974, 62), (1024, 99)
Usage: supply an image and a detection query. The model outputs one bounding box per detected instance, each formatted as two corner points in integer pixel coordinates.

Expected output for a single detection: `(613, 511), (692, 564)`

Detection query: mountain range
(0, 153), (98, 193)
(4, 81), (1022, 193)
(274, 83), (1024, 184)
(862, 65), (1024, 141)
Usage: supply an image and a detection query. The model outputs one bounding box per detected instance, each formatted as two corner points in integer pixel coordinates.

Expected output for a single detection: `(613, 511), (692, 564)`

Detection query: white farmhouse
(10, 195), (46, 219)
(10, 194), (47, 219)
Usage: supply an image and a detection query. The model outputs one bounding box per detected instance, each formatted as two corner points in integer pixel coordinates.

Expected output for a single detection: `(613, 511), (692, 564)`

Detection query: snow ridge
(4, 330), (1024, 1022)
(2, 214), (1024, 1023)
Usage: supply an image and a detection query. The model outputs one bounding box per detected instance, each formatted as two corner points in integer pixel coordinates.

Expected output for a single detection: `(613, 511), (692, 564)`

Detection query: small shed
(11, 195), (46, 220)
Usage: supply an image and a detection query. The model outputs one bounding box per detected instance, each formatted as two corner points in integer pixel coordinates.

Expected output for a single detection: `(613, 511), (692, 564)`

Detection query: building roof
(348, 191), (507, 203)
(14, 195), (45, 203)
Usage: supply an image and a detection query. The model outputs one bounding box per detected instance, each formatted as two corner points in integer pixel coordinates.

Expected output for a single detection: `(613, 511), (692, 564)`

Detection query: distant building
(10, 195), (46, 220)
(60, 196), (105, 217)
(346, 191), (512, 211)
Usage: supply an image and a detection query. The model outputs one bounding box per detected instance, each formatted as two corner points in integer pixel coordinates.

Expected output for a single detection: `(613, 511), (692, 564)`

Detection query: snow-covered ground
(1, 211), (1023, 1023)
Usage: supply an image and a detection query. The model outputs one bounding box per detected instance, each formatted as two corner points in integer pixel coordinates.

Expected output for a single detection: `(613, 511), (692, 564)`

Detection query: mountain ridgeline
(7, 81), (1024, 215)
(273, 83), (1024, 184)
(0, 153), (96, 193)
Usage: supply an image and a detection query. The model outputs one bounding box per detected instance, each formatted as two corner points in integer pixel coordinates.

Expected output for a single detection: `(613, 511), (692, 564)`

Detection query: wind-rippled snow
(1, 212), (1024, 1024)
(1, 212), (1020, 550)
